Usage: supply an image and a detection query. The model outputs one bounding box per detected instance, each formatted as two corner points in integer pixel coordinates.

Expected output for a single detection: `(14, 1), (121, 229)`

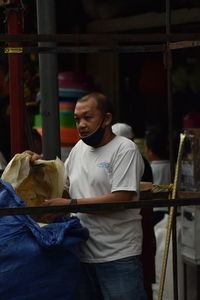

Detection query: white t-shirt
(64, 136), (144, 263)
(151, 160), (171, 213)
(151, 160), (171, 186)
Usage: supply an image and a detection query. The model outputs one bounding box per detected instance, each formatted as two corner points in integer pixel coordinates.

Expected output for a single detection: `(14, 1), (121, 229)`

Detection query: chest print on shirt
(97, 162), (112, 172)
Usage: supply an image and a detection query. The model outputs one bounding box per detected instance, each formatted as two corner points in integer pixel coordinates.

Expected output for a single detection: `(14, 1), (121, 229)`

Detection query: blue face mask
(80, 120), (105, 147)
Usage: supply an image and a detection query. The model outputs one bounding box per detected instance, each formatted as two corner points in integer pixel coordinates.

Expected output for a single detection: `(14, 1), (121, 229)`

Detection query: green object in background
(34, 114), (76, 129)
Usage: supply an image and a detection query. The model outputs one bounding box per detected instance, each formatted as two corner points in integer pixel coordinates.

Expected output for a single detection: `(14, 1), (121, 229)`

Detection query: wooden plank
(87, 8), (200, 33)
(178, 191), (200, 199)
(170, 40), (200, 50)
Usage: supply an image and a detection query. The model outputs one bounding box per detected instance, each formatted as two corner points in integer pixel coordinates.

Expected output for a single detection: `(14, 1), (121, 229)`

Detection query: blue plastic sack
(0, 179), (89, 300)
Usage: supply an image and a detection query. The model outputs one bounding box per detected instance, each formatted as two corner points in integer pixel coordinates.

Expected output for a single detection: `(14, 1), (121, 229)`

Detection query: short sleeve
(111, 145), (144, 193)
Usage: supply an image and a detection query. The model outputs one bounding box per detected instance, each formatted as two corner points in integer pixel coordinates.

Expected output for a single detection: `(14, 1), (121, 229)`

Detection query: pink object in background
(58, 71), (94, 91)
(183, 111), (200, 128)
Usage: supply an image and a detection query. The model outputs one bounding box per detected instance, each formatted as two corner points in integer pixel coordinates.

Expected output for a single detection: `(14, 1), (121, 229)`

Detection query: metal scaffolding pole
(6, 1), (26, 157)
(36, 0), (60, 159)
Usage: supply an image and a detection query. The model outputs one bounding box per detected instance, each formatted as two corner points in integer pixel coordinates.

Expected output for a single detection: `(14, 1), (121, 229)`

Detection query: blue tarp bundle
(0, 179), (89, 300)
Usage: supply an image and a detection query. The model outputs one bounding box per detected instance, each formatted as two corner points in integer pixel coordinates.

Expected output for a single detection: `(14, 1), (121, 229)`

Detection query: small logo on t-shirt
(97, 162), (110, 169)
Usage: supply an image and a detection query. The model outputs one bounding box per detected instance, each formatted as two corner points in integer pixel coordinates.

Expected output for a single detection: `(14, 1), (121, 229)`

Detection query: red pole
(7, 2), (26, 157)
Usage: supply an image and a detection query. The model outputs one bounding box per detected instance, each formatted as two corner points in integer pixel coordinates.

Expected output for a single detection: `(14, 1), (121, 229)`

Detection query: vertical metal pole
(166, 0), (178, 299)
(7, 2), (26, 157)
(36, 0), (60, 159)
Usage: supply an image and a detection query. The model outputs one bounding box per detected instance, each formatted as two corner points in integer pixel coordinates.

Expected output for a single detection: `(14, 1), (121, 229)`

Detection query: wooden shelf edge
(87, 8), (200, 33)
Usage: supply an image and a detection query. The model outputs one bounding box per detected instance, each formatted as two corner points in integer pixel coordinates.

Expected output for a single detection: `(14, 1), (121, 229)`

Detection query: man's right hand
(24, 150), (42, 162)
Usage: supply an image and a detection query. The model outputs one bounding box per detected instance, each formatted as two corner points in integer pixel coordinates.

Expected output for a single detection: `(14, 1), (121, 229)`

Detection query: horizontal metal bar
(1, 33), (200, 43)
(2, 42), (200, 55)
(0, 197), (200, 216)
(2, 45), (165, 54)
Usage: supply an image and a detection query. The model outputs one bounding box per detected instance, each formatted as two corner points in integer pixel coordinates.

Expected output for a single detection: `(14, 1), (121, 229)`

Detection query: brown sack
(1, 152), (65, 208)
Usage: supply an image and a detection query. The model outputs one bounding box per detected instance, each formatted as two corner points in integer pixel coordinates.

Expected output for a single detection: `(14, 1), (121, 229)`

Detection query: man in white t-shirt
(43, 93), (147, 300)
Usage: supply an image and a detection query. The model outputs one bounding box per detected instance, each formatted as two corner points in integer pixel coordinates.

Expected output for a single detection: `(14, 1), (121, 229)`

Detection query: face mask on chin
(80, 120), (105, 147)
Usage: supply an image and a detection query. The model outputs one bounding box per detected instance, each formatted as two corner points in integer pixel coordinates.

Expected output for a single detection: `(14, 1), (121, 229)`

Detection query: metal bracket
(4, 47), (23, 53)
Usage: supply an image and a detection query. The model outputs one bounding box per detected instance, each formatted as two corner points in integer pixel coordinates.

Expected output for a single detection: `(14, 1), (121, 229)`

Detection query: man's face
(74, 97), (104, 137)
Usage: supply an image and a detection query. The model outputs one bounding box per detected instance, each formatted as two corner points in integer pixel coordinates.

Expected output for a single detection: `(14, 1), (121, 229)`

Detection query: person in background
(112, 122), (156, 300)
(144, 125), (184, 300)
(40, 93), (147, 300)
(144, 125), (171, 225)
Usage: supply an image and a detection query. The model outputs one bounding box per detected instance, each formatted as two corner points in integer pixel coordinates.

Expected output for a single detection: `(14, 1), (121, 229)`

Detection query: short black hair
(77, 92), (113, 115)
(145, 125), (169, 159)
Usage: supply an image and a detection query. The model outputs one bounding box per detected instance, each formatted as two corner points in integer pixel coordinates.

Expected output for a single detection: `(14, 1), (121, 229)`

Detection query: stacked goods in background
(180, 113), (200, 263)
(34, 72), (94, 160)
(180, 112), (200, 192)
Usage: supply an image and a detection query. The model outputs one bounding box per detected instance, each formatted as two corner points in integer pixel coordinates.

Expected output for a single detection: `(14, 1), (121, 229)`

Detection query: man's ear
(104, 112), (112, 126)
(146, 149), (153, 161)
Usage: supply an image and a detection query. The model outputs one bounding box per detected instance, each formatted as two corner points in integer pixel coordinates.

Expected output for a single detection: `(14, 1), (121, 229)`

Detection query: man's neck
(96, 129), (115, 148)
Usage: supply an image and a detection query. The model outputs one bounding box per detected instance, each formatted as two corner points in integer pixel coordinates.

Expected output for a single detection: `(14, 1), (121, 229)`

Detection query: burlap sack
(1, 152), (65, 208)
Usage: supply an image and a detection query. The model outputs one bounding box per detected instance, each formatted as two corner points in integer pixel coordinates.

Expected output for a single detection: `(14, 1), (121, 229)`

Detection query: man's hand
(42, 198), (71, 206)
(40, 198), (71, 223)
(24, 150), (42, 162)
